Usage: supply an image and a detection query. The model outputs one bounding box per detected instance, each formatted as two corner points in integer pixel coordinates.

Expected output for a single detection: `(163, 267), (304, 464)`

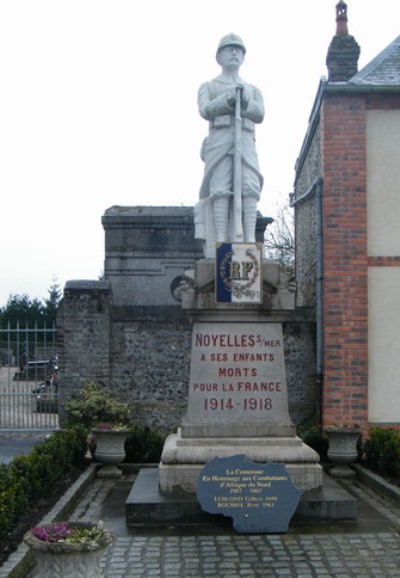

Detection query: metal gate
(0, 323), (59, 431)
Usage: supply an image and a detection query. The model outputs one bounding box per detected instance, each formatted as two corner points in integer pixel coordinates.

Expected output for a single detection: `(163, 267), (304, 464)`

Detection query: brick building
(293, 1), (400, 431)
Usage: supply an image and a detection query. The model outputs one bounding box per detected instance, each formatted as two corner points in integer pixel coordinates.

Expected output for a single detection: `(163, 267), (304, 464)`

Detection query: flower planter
(326, 429), (360, 465)
(91, 428), (129, 477)
(24, 522), (113, 578)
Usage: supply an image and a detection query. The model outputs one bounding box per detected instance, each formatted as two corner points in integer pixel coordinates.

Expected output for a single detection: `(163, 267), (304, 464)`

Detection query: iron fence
(0, 322), (58, 431)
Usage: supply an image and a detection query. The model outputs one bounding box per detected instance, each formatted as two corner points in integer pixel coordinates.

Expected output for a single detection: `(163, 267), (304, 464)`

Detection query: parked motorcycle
(31, 358), (58, 413)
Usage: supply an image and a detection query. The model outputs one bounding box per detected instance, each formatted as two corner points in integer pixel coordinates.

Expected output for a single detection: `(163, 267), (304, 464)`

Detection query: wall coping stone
(65, 280), (111, 292)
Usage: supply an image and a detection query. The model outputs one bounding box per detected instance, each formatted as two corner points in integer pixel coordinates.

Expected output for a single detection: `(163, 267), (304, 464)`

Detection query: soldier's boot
(213, 196), (230, 242)
(243, 197), (258, 242)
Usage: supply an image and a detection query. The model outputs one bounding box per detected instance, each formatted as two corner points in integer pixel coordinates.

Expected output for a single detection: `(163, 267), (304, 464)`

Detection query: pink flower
(32, 522), (73, 542)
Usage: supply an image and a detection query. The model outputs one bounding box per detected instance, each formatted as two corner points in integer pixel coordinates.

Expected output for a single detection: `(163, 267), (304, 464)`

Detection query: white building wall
(367, 110), (400, 422)
(367, 110), (400, 256)
(368, 268), (400, 422)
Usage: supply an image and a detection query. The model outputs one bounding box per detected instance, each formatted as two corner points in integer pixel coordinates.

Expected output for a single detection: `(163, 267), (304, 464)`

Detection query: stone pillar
(102, 206), (203, 311)
(58, 280), (111, 425)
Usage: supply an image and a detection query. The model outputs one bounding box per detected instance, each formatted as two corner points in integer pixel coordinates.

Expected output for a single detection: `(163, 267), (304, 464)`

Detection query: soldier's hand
(226, 86), (237, 108)
(240, 86), (249, 109)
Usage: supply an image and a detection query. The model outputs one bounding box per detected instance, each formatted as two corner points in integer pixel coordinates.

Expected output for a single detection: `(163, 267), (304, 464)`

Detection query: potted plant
(90, 422), (131, 477)
(65, 382), (132, 477)
(24, 521), (113, 578)
(324, 424), (361, 465)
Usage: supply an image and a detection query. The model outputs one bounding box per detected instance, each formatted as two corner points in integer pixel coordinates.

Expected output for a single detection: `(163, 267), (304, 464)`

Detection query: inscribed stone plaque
(197, 455), (303, 533)
(183, 321), (292, 433)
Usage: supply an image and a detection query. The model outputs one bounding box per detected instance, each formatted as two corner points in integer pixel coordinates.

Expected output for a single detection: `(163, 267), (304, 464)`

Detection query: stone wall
(109, 313), (192, 432)
(283, 314), (317, 425)
(102, 206), (203, 310)
(57, 280), (112, 424)
(58, 287), (316, 432)
(293, 121), (321, 308)
(58, 207), (317, 433)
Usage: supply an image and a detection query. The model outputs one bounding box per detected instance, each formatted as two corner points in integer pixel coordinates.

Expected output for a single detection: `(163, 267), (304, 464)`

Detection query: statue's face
(217, 45), (245, 70)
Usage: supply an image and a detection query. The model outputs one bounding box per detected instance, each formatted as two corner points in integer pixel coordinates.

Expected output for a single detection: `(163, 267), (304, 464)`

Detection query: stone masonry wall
(59, 290), (316, 433)
(294, 121), (321, 308)
(57, 280), (112, 424)
(284, 314), (317, 426)
(109, 315), (192, 432)
(58, 207), (317, 432)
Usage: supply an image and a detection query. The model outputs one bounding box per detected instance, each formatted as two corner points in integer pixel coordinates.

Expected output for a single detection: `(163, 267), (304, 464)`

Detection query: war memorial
(4, 0), (400, 574)
(55, 0), (400, 538)
(5, 2), (400, 575)
(125, 33), (356, 533)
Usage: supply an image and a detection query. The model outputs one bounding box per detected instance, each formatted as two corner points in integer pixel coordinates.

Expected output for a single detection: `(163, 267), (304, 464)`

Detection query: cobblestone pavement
(100, 532), (400, 578)
(68, 475), (400, 578)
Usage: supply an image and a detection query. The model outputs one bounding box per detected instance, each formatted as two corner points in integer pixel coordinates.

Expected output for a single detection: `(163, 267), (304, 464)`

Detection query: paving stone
(10, 470), (400, 578)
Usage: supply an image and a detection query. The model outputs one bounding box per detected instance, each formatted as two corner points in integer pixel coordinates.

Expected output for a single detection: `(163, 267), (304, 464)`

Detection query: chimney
(326, 1), (360, 82)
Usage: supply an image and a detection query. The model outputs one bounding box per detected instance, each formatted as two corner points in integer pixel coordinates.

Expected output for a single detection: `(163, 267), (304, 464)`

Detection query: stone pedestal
(160, 431), (322, 492)
(126, 469), (357, 528)
(158, 258), (322, 493)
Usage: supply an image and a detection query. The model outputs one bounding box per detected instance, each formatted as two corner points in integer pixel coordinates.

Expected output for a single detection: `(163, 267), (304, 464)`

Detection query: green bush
(0, 462), (29, 542)
(298, 425), (329, 461)
(64, 381), (131, 429)
(0, 425), (87, 546)
(364, 427), (400, 477)
(124, 425), (166, 463)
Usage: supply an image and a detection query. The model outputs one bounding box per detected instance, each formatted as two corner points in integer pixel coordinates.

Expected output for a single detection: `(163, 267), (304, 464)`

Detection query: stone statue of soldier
(194, 33), (265, 258)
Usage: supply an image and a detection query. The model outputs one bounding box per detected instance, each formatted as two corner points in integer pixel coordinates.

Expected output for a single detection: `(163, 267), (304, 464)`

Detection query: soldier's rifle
(233, 85), (243, 241)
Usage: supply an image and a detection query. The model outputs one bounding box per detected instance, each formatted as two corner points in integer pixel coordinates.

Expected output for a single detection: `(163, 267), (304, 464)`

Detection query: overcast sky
(1, 0), (399, 307)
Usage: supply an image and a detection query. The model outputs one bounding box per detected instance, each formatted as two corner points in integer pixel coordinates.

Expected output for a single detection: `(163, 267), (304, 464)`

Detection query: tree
(43, 278), (62, 325)
(264, 203), (295, 280)
(0, 279), (62, 328)
(0, 294), (45, 328)
(0, 282), (62, 361)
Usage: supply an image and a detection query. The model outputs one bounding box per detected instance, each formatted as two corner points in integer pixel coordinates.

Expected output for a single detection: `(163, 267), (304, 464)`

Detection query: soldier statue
(195, 33), (265, 257)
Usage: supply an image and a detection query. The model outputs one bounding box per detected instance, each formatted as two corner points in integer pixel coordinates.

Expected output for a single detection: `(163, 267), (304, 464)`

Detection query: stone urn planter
(325, 429), (360, 465)
(24, 521), (113, 578)
(91, 426), (129, 477)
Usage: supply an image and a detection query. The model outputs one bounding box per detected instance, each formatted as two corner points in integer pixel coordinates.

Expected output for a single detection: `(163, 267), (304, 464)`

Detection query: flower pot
(24, 522), (113, 578)
(326, 430), (360, 465)
(91, 428), (129, 477)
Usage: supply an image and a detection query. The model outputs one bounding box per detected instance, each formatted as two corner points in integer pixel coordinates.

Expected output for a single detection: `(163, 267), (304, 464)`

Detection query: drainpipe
(315, 178), (323, 426)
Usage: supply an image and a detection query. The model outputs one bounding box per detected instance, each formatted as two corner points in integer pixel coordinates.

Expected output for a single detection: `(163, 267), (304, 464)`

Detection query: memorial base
(125, 468), (357, 528)
(146, 255), (329, 530)
(159, 429), (322, 492)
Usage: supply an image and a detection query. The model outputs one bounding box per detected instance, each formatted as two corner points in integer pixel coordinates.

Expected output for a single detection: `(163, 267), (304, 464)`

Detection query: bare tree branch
(264, 203), (295, 280)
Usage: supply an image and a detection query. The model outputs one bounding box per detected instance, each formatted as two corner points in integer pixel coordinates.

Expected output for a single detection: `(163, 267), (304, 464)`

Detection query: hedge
(124, 425), (165, 463)
(0, 425), (87, 547)
(363, 426), (400, 477)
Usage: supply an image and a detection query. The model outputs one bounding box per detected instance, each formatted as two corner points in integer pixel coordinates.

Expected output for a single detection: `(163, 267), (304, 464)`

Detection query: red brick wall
(321, 94), (369, 429)
(321, 93), (400, 433)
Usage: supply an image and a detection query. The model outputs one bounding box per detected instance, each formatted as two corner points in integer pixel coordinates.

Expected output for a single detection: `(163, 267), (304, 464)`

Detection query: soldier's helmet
(216, 33), (246, 59)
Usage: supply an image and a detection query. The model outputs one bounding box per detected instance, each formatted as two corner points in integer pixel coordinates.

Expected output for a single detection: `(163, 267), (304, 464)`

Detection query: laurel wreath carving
(219, 248), (260, 299)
